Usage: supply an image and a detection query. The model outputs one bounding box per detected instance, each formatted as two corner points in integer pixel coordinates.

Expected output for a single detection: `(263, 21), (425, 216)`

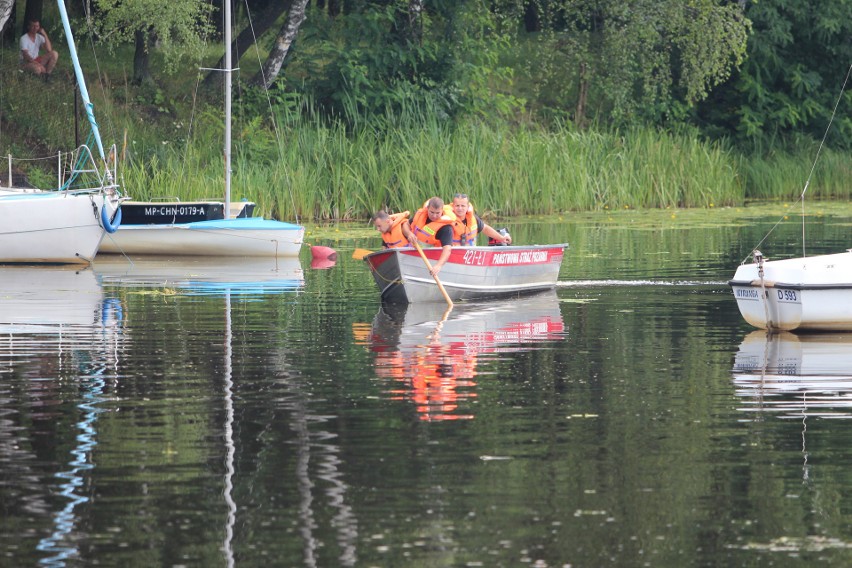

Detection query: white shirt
(20, 33), (45, 61)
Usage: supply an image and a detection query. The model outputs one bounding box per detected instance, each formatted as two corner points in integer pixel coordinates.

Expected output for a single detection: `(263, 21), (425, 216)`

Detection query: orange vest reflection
(359, 294), (565, 422)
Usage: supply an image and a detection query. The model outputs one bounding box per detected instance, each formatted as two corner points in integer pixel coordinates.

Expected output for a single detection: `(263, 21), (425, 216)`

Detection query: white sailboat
(99, 1), (304, 257)
(0, 0), (122, 265)
(729, 64), (852, 331)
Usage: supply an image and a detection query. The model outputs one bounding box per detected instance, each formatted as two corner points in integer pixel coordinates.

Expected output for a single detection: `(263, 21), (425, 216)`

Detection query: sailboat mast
(224, 0), (233, 218)
(56, 0), (111, 182)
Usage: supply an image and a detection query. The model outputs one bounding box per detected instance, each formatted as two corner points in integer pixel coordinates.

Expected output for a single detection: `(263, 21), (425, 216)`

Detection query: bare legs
(22, 50), (58, 76)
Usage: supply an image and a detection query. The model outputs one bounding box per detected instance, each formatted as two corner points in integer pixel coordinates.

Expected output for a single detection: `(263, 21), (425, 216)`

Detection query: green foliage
(504, 0), (750, 126)
(696, 0), (852, 150)
(279, 1), (523, 123)
(92, 0), (213, 75)
(115, 99), (746, 220)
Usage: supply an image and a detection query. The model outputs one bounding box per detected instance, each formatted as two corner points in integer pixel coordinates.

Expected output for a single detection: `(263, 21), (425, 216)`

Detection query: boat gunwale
(729, 280), (852, 291)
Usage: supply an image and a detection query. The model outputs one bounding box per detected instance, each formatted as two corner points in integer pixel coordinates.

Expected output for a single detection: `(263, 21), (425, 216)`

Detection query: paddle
(353, 248), (373, 260)
(412, 240), (454, 308)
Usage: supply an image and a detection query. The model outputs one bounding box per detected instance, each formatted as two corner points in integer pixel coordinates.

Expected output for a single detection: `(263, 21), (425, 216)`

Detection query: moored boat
(729, 250), (852, 331)
(97, 0), (303, 258)
(364, 244), (567, 303)
(0, 1), (122, 265)
(0, 185), (120, 264)
(99, 217), (304, 257)
(728, 66), (851, 332)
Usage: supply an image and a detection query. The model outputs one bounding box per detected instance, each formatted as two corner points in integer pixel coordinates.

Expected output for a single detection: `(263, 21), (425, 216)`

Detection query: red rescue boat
(364, 244), (567, 303)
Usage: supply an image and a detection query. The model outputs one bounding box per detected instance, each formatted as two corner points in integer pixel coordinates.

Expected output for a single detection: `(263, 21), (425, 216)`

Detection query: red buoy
(311, 245), (338, 261)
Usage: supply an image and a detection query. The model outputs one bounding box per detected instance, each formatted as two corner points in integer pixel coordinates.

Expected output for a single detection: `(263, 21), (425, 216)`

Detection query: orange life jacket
(449, 203), (479, 246)
(410, 204), (456, 247)
(381, 211), (410, 249)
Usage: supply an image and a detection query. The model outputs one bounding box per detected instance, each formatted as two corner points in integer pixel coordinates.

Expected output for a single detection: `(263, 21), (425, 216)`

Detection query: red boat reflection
(359, 291), (566, 421)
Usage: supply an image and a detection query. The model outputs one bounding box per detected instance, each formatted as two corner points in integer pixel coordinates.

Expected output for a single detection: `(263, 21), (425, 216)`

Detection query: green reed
(116, 114), (747, 221)
(738, 143), (852, 201)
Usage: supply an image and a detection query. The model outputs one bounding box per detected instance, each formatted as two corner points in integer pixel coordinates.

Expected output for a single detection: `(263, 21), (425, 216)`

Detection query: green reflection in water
(3, 204), (852, 566)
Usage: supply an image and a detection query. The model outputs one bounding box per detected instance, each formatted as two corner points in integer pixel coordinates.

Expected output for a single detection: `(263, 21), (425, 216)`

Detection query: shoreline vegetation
(1, 56), (849, 222)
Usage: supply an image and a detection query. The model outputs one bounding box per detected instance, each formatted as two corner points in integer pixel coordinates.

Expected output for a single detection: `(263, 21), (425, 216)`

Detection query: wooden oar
(353, 248), (373, 260)
(412, 240), (453, 308)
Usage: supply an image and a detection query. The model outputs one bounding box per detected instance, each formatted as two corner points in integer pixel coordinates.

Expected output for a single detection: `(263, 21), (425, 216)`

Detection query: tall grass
(115, 112), (748, 220)
(738, 140), (852, 201)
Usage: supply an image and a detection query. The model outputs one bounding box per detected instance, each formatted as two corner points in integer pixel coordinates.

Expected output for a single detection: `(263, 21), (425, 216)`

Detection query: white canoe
(729, 250), (852, 331)
(364, 244), (567, 303)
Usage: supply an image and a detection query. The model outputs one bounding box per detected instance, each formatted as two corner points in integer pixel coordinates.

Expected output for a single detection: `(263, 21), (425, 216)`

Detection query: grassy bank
(1, 47), (849, 221)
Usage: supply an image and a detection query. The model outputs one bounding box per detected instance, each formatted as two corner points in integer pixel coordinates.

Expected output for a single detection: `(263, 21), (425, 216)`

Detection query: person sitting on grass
(20, 20), (58, 78)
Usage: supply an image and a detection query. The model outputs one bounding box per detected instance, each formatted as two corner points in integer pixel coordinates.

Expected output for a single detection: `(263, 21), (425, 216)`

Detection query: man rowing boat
(408, 197), (455, 276)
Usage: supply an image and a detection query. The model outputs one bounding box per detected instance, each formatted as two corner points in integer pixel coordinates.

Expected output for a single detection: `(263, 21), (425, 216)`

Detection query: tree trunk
(575, 62), (588, 130)
(251, 0), (309, 89)
(132, 29), (153, 86)
(0, 0), (15, 42)
(408, 0), (422, 45)
(524, 1), (540, 32)
(202, 0), (291, 90)
(22, 0), (42, 34)
(325, 0), (341, 18)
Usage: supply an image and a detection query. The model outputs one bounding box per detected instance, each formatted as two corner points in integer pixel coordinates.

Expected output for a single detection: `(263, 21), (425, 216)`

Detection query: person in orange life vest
(450, 193), (511, 246)
(372, 210), (411, 249)
(408, 197), (456, 276)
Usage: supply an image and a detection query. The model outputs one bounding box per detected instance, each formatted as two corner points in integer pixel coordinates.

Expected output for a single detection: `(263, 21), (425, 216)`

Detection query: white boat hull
(365, 244), (566, 303)
(0, 190), (119, 264)
(99, 217), (304, 257)
(729, 251), (852, 331)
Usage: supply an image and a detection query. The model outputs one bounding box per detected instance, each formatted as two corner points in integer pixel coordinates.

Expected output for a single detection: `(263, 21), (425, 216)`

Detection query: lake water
(3, 204), (852, 567)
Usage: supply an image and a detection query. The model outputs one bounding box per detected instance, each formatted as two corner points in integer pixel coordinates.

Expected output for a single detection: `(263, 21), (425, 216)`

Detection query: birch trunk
(0, 0), (13, 37)
(202, 1), (289, 89)
(408, 0), (422, 45)
(251, 0), (309, 89)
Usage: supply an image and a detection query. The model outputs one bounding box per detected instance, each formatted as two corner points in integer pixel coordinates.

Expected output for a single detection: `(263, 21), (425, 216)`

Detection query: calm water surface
(3, 205), (852, 567)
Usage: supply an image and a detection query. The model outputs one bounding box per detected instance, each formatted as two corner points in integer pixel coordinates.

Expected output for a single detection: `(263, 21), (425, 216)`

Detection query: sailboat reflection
(96, 255), (304, 567)
(362, 291), (566, 421)
(0, 267), (120, 566)
(0, 266), (106, 336)
(732, 330), (852, 418)
(93, 255), (304, 295)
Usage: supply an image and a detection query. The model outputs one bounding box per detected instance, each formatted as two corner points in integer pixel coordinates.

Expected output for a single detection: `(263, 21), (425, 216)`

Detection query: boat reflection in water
(732, 331), (852, 418)
(97, 255), (304, 567)
(93, 255), (304, 295)
(0, 266), (108, 336)
(0, 266), (122, 566)
(359, 291), (566, 421)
